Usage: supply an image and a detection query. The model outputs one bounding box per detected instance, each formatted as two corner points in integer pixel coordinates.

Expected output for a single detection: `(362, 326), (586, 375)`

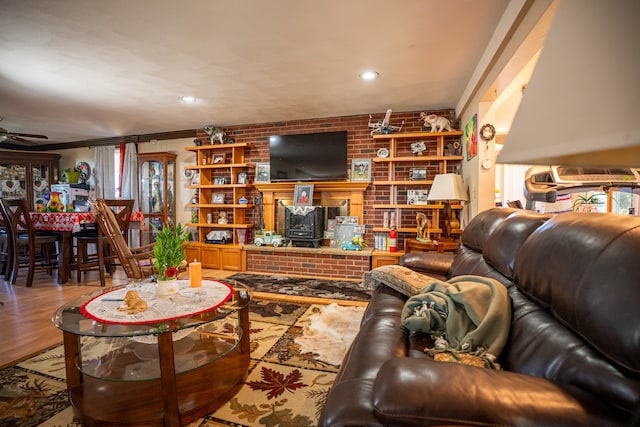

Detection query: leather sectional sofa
(319, 208), (640, 426)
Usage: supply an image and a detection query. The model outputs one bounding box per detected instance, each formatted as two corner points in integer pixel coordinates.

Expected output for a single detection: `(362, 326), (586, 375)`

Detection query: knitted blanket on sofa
(365, 266), (511, 361)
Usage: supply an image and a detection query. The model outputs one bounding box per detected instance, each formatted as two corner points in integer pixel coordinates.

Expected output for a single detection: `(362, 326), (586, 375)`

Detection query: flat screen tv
(269, 131), (348, 182)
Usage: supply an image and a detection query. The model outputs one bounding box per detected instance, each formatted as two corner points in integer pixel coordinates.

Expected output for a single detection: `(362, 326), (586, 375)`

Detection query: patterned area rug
(0, 297), (366, 427)
(227, 273), (371, 302)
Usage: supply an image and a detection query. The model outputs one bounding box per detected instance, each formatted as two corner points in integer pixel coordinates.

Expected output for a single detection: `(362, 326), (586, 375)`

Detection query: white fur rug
(295, 303), (366, 366)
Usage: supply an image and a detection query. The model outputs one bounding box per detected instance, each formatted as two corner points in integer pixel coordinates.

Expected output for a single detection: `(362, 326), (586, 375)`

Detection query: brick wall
(195, 108), (458, 252)
(246, 250), (371, 279)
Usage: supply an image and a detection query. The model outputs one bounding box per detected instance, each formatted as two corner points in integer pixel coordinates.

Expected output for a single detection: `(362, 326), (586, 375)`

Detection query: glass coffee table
(52, 279), (251, 427)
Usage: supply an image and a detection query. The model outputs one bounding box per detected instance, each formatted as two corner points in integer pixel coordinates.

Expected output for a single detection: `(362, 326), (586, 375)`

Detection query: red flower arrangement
(164, 267), (178, 279)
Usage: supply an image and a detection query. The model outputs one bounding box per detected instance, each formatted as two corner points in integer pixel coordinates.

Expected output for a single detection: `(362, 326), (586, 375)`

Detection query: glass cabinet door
(32, 163), (51, 210)
(138, 152), (177, 246)
(0, 162), (27, 201)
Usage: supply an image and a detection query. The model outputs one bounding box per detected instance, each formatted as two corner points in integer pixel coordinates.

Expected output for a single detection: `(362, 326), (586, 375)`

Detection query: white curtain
(121, 143), (139, 210)
(93, 146), (115, 199)
(120, 143), (140, 247)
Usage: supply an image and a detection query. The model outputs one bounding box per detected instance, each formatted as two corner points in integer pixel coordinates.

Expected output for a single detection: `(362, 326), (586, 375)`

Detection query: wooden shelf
(185, 142), (253, 152)
(185, 163), (253, 170)
(187, 223), (253, 229)
(373, 131), (464, 141)
(373, 155), (463, 162)
(184, 142), (254, 269)
(371, 130), (464, 241)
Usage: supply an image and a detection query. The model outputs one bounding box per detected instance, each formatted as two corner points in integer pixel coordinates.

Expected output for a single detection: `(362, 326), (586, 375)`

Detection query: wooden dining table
(29, 211), (146, 284)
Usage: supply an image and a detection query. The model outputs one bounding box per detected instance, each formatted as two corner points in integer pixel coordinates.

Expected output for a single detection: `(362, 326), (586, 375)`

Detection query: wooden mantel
(254, 181), (370, 231)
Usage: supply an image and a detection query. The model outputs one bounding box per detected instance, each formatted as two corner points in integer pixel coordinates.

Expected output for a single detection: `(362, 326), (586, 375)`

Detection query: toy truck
(254, 231), (286, 247)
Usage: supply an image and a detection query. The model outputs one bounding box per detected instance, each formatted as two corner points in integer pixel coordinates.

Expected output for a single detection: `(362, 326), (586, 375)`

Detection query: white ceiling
(0, 0), (510, 146)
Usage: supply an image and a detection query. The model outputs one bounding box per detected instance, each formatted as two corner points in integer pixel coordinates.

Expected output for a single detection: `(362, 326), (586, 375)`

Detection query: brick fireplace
(247, 181), (371, 277)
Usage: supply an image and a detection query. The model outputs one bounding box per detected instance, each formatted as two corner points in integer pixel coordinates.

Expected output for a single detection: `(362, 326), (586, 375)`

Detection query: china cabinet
(183, 142), (253, 270)
(137, 152), (176, 245)
(0, 151), (60, 210)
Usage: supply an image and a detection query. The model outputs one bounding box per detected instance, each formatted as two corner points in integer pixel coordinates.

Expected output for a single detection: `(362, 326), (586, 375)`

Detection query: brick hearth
(245, 244), (371, 279)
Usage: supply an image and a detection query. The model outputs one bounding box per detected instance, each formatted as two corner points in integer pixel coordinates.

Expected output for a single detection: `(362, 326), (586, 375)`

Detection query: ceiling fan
(0, 119), (48, 146)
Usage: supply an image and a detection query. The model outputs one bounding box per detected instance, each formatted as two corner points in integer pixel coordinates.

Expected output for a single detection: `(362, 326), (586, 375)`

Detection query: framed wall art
(465, 113), (478, 161)
(351, 158), (371, 182)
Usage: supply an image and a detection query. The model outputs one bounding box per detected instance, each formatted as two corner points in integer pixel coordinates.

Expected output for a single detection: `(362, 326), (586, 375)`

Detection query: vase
(47, 191), (64, 212)
(156, 279), (179, 298)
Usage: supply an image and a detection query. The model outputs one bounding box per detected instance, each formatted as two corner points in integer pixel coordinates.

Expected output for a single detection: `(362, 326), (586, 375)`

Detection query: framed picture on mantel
(294, 184), (313, 206)
(255, 162), (270, 183)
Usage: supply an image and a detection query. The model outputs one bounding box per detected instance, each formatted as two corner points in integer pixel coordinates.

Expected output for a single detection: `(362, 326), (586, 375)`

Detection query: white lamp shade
(427, 174), (469, 201)
(498, 0), (640, 167)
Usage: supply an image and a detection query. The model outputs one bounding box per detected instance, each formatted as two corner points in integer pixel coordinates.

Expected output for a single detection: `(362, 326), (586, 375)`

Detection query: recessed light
(360, 71), (379, 80)
(180, 96), (196, 103)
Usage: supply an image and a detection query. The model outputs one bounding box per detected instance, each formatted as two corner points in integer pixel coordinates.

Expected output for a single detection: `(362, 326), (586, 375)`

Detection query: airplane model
(368, 109), (404, 136)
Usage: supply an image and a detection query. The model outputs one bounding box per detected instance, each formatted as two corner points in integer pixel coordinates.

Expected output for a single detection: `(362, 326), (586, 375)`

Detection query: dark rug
(226, 273), (372, 302)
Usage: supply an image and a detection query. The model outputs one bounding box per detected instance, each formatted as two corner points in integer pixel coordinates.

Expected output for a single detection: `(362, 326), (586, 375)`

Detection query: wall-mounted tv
(269, 131), (348, 182)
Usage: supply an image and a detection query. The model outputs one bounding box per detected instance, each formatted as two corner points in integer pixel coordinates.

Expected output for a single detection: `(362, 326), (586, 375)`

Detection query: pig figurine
(419, 112), (452, 132)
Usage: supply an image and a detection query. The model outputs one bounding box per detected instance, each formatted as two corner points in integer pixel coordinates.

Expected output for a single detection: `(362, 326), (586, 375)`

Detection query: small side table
(405, 238), (460, 254)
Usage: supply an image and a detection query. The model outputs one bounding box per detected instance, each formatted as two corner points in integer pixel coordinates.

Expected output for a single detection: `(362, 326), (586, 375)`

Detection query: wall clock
(480, 124), (496, 142)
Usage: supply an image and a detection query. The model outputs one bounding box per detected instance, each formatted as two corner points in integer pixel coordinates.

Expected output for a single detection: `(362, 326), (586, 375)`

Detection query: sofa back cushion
(448, 207), (520, 286)
(509, 212), (640, 411)
(482, 211), (552, 281)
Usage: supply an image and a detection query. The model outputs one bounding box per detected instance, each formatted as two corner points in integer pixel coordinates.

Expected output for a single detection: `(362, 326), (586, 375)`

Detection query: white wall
(55, 137), (195, 226)
(456, 0), (555, 219)
(137, 137), (194, 226)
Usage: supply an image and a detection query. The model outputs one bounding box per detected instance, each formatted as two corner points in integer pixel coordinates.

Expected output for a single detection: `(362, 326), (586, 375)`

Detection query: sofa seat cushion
(372, 357), (628, 427)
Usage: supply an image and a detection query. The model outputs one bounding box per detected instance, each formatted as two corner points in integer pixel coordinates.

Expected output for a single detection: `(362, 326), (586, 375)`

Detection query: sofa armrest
(399, 252), (453, 277)
(372, 358), (623, 427)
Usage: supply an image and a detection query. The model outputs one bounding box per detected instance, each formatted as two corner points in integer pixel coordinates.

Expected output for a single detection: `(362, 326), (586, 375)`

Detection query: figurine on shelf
(419, 112), (453, 132)
(416, 212), (431, 242)
(152, 181), (162, 213)
(368, 109), (404, 136)
(218, 211), (228, 224)
(204, 125), (235, 144)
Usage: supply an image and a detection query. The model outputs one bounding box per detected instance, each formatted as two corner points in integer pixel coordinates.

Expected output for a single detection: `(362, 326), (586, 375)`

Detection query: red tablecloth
(29, 212), (93, 233)
(29, 211), (147, 232)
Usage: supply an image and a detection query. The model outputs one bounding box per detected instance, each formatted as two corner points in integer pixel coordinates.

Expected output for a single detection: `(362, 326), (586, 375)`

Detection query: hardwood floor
(0, 267), (234, 369)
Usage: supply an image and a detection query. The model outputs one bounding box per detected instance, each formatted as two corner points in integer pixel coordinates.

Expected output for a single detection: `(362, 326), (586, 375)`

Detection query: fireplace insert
(285, 206), (324, 248)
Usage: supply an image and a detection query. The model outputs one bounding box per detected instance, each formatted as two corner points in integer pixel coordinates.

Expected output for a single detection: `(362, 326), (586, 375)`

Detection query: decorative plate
(76, 161), (91, 180)
(182, 169), (194, 180)
(33, 179), (48, 192)
(377, 148), (390, 158)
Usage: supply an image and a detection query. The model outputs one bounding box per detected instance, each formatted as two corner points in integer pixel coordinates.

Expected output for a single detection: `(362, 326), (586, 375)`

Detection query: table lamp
(427, 173), (468, 238)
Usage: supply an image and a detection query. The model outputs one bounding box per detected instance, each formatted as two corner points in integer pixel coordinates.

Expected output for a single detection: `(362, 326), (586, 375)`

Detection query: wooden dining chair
(0, 203), (13, 281)
(75, 199), (134, 286)
(89, 199), (157, 280)
(0, 198), (59, 287)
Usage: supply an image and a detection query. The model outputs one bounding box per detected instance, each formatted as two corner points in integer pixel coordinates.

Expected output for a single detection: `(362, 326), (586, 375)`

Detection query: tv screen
(269, 131), (348, 182)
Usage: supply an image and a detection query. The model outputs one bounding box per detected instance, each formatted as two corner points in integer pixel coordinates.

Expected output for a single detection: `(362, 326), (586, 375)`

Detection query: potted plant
(152, 222), (190, 296)
(572, 192), (605, 213)
(63, 166), (82, 184)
